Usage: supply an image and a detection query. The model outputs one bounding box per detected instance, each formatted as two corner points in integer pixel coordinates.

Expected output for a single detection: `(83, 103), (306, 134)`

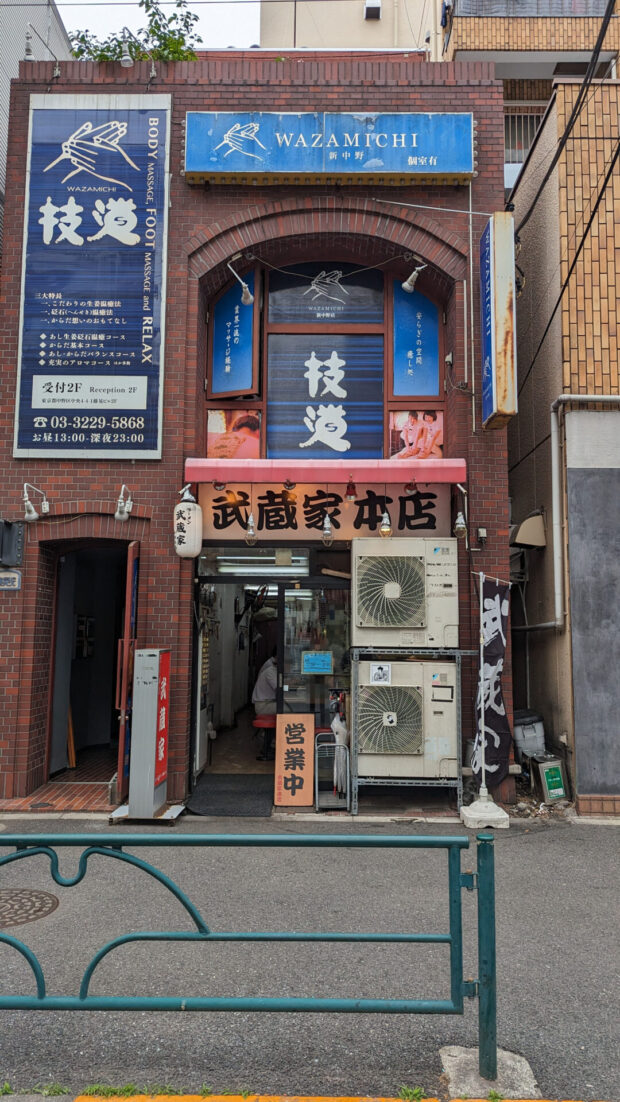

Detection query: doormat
(186, 773), (274, 817)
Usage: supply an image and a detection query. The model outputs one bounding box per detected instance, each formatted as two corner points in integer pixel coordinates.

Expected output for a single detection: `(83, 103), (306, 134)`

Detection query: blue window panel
(267, 334), (384, 459)
(211, 274), (255, 395)
(392, 285), (440, 396)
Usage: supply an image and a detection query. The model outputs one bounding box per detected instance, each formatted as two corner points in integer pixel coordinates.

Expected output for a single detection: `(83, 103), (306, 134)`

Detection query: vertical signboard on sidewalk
(128, 648), (171, 818)
(274, 714), (315, 807)
(14, 94), (170, 458)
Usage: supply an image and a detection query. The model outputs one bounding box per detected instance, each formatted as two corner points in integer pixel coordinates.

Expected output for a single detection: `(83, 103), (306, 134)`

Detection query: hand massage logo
(43, 120), (140, 191)
(214, 121), (267, 161)
(304, 270), (349, 304)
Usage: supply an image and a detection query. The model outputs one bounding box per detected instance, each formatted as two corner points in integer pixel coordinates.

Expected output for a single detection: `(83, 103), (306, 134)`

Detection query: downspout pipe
(514, 393), (620, 634)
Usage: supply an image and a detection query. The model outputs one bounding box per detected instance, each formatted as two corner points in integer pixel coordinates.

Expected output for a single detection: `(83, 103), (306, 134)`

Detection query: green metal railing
(0, 831), (497, 1079)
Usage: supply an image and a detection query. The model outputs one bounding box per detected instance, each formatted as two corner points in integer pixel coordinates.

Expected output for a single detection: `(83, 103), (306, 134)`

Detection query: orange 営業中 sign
(274, 714), (315, 807)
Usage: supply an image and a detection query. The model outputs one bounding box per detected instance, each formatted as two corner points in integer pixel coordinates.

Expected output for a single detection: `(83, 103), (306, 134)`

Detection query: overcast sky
(57, 0), (261, 50)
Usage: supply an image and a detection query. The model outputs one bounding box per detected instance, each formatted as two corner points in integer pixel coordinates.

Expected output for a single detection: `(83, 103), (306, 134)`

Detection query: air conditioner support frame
(351, 647), (475, 815)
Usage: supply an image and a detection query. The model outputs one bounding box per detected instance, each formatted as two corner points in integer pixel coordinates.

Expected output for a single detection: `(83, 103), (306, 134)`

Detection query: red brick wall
(0, 54), (513, 800)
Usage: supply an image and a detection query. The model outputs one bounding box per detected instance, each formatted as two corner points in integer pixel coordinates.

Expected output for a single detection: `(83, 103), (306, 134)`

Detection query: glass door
(281, 584), (350, 726)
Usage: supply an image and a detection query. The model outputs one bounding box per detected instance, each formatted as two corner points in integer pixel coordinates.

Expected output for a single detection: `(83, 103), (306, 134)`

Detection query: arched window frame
(205, 262), (445, 460)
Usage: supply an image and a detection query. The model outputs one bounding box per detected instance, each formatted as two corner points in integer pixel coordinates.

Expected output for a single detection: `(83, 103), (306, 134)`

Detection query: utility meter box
(128, 648), (171, 818)
(533, 755), (567, 803)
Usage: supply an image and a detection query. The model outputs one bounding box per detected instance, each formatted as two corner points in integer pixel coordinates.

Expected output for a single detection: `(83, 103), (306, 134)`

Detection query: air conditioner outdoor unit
(356, 659), (458, 779)
(351, 537), (459, 648)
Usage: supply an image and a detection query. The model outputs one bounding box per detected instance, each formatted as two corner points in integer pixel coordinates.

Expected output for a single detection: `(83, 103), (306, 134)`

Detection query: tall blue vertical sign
(480, 218), (495, 427)
(480, 212), (517, 429)
(14, 95), (171, 458)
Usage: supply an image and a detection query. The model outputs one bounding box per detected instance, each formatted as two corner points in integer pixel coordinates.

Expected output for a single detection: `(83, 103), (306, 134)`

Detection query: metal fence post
(477, 831), (497, 1080)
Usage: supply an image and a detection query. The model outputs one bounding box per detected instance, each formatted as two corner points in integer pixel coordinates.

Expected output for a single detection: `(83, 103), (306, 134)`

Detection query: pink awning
(184, 457), (466, 484)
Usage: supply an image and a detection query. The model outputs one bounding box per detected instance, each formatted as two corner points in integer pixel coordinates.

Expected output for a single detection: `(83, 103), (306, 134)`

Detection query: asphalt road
(0, 815), (618, 1101)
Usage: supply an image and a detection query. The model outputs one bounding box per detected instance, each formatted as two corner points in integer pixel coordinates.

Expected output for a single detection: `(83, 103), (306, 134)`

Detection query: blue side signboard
(480, 213), (517, 429)
(393, 285), (440, 396)
(480, 219), (495, 426)
(14, 94), (171, 459)
(266, 333), (384, 459)
(211, 274), (256, 395)
(185, 112), (474, 182)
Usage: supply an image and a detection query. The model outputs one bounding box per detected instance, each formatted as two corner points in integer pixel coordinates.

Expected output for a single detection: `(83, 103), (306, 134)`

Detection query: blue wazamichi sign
(393, 286), (440, 396)
(185, 112), (475, 184)
(266, 334), (383, 459)
(14, 95), (170, 459)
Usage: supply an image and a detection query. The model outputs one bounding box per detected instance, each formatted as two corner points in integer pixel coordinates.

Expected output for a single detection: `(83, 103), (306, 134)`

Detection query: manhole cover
(0, 888), (60, 928)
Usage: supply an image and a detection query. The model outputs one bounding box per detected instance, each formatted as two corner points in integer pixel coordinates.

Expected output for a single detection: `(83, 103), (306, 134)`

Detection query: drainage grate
(0, 888), (60, 928)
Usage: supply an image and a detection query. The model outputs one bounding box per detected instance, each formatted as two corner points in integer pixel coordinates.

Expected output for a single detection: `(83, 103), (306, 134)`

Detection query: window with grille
(504, 109), (546, 165)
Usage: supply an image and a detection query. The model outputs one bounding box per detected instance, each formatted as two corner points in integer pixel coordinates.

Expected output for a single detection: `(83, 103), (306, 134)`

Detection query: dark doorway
(193, 545), (351, 800)
(48, 545), (127, 784)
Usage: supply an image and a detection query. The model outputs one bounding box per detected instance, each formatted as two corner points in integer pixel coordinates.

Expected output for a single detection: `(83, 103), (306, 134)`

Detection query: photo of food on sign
(207, 409), (261, 459)
(389, 410), (444, 460)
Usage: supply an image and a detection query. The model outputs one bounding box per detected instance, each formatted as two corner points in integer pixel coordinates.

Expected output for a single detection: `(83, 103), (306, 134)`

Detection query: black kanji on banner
(471, 577), (512, 788)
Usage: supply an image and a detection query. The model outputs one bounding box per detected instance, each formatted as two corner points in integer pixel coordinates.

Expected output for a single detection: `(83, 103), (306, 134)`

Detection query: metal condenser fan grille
(358, 685), (424, 755)
(356, 555), (425, 627)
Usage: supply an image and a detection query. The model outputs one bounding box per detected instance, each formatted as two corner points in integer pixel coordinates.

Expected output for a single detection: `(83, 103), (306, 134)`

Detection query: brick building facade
(0, 53), (514, 811)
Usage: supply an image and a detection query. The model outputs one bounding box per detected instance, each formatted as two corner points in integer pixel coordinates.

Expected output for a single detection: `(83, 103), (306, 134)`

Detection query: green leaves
(70, 0), (202, 62)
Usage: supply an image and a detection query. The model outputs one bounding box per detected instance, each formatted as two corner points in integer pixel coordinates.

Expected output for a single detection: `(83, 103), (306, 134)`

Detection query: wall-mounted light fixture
(403, 478), (417, 496)
(401, 263), (427, 293)
(453, 512), (467, 540)
(283, 479), (296, 491)
(212, 480), (226, 492)
(227, 257), (254, 305)
(23, 483), (49, 523)
(344, 475), (358, 503)
(119, 27), (157, 78)
(321, 513), (334, 547)
(379, 509), (392, 538)
(24, 23), (61, 77)
(114, 484), (133, 523)
(453, 481), (469, 546)
(245, 512), (257, 546)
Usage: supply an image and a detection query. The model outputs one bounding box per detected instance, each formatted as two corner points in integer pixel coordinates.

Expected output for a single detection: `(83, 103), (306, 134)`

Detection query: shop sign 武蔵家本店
(14, 94), (170, 459)
(199, 483), (450, 539)
(184, 112), (475, 183)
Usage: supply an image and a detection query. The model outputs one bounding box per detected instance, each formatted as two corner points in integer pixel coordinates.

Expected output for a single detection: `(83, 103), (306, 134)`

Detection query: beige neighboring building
(508, 80), (620, 815)
(260, 0), (443, 55)
(444, 0), (620, 189)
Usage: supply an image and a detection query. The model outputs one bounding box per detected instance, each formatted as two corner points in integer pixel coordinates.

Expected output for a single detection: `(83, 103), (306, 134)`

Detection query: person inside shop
(252, 647), (278, 761)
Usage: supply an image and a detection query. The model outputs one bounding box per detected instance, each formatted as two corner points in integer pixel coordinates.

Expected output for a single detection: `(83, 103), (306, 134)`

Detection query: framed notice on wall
(14, 94), (171, 459)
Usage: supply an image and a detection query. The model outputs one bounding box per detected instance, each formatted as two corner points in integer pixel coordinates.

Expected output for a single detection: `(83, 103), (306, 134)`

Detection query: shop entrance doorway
(193, 546), (350, 810)
(47, 541), (136, 800)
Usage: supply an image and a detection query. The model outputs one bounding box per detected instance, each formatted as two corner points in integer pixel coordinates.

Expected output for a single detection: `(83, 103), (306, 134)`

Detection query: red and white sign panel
(154, 649), (171, 787)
